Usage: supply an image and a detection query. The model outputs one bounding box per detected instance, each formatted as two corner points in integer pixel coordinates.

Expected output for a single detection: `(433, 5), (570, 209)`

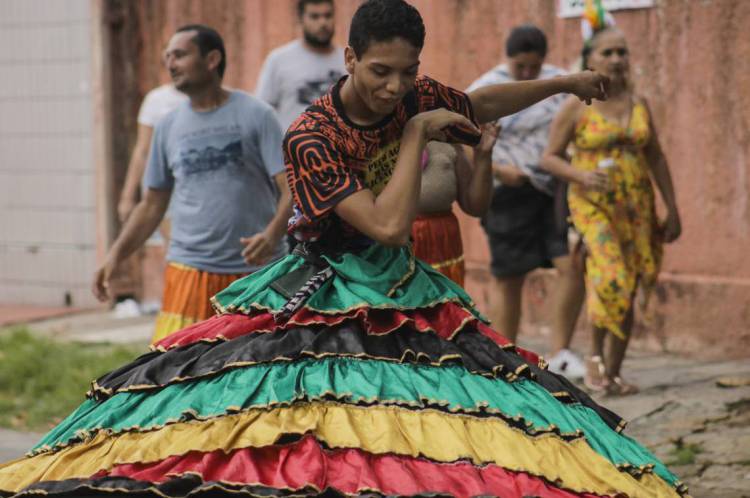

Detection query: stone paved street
(596, 351), (750, 498)
(0, 429), (42, 463)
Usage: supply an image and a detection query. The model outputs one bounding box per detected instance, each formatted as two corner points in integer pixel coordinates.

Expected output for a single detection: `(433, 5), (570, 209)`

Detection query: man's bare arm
(118, 124), (154, 222)
(468, 72), (608, 124)
(92, 188), (170, 301)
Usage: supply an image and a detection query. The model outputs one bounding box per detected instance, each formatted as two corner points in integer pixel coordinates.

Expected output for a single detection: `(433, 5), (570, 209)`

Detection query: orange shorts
(152, 262), (246, 343)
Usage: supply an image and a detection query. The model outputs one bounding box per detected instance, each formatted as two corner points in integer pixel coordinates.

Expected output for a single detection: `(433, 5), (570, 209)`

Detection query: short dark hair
(176, 24), (226, 78)
(297, 0), (333, 18)
(505, 24), (548, 58)
(348, 0), (425, 59)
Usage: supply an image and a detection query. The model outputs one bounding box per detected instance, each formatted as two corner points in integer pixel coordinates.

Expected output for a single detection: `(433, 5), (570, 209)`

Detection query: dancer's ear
(344, 46), (357, 75)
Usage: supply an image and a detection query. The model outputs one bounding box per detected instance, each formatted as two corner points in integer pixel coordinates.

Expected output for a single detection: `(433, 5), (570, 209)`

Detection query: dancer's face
(164, 31), (220, 93)
(587, 30), (630, 84)
(301, 2), (335, 48)
(345, 37), (421, 117)
(508, 51), (544, 81)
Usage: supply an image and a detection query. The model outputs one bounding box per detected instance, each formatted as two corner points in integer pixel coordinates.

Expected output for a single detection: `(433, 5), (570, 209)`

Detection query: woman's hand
(662, 209), (682, 243)
(475, 122), (501, 156)
(578, 170), (611, 191)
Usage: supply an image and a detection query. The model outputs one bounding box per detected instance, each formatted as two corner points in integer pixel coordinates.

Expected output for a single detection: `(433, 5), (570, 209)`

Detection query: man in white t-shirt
(118, 84), (188, 224)
(254, 0), (346, 131)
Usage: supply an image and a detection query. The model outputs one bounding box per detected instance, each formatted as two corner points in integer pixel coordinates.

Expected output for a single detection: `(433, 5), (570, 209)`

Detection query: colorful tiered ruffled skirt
(0, 245), (687, 497)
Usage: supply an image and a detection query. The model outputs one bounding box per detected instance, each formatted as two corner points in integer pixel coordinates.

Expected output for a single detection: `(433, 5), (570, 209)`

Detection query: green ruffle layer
(34, 357), (677, 487)
(212, 244), (485, 321)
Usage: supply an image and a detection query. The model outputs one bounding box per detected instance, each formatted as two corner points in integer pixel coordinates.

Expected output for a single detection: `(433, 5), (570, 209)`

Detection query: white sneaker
(546, 349), (587, 379)
(112, 298), (142, 319)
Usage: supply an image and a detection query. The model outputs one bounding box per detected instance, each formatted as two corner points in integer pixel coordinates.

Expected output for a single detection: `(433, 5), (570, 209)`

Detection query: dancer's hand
(409, 108), (480, 142)
(566, 71), (609, 104)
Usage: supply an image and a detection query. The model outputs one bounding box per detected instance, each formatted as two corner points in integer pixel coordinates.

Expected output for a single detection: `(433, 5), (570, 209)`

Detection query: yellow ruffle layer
(0, 403), (679, 497)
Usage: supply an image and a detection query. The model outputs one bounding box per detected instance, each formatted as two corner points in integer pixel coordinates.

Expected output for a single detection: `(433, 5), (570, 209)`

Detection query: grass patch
(0, 327), (142, 432)
(666, 440), (704, 466)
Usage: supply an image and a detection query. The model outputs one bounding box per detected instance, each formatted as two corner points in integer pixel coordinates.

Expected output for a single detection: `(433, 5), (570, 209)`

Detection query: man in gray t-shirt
(93, 25), (292, 343)
(255, 0), (346, 131)
(146, 91), (286, 273)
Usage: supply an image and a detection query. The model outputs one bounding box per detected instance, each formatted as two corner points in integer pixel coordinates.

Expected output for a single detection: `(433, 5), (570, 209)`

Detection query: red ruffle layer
(152, 304), (539, 365)
(96, 435), (608, 498)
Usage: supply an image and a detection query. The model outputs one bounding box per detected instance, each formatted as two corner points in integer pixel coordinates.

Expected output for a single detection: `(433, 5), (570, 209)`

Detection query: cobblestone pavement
(595, 351), (750, 498)
(1, 312), (748, 496)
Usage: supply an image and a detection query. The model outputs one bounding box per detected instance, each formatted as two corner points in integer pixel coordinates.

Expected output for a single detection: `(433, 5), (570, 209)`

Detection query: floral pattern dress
(569, 103), (662, 339)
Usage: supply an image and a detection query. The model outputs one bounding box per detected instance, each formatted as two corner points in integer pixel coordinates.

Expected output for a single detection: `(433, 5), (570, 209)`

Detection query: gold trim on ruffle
(0, 403), (683, 498)
(430, 254), (465, 270)
(11, 473), (324, 498)
(34, 391), (591, 460)
(157, 299), (483, 352)
(387, 248), (416, 297)
(88, 348), (528, 399)
(214, 296), (479, 319)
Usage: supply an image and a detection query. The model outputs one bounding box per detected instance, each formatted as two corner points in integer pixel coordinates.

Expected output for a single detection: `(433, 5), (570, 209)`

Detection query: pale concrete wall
(0, 0), (97, 307)
(120, 0), (748, 356)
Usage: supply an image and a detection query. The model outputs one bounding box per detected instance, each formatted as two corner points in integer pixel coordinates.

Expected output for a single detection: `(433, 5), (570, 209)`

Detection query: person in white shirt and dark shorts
(467, 25), (587, 378)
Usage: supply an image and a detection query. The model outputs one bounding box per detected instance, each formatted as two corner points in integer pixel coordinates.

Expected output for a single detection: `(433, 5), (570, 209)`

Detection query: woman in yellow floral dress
(541, 27), (681, 395)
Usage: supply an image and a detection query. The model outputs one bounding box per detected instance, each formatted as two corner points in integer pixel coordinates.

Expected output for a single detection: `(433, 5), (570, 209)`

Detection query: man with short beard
(93, 25), (292, 343)
(255, 0), (345, 131)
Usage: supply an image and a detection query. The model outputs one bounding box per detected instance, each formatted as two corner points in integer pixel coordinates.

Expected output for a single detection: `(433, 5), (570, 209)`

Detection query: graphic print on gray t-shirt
(297, 69), (343, 107)
(255, 40), (346, 130)
(175, 125), (243, 175)
(145, 91), (286, 274)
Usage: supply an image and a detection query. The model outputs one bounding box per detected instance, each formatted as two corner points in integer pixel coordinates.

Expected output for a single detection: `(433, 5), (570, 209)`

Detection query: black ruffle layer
(90, 321), (623, 432)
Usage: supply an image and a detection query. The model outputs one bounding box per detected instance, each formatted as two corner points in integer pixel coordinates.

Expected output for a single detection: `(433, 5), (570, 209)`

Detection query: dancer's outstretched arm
(468, 71), (609, 124)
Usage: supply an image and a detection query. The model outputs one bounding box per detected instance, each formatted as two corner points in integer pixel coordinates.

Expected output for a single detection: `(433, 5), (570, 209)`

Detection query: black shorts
(482, 183), (568, 277)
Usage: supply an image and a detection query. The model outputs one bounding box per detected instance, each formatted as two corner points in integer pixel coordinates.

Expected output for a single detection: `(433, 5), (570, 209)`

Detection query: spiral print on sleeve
(284, 130), (364, 222)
